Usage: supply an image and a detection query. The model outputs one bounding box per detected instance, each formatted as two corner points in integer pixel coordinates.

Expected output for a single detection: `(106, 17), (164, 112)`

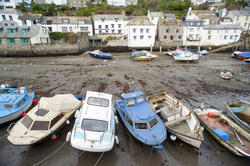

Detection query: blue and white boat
(173, 49), (200, 62)
(68, 91), (119, 152)
(114, 90), (167, 146)
(88, 50), (113, 59)
(232, 51), (250, 60)
(0, 86), (35, 125)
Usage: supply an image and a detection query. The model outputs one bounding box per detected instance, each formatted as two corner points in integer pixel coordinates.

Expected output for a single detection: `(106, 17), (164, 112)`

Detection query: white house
(0, 8), (22, 25)
(107, 0), (137, 6)
(0, 0), (16, 8)
(226, 10), (250, 31)
(127, 18), (156, 47)
(93, 13), (127, 35)
(201, 24), (242, 46)
(147, 10), (163, 37)
(41, 16), (93, 36)
(182, 20), (204, 46)
(186, 8), (218, 25)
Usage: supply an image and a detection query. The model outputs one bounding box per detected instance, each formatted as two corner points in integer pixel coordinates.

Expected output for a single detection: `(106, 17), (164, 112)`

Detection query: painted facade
(227, 10), (250, 31)
(0, 9), (22, 25)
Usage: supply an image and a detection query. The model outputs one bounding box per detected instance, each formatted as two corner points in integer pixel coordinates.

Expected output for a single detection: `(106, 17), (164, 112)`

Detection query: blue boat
(0, 87), (35, 124)
(88, 50), (113, 59)
(114, 91), (167, 146)
(232, 51), (250, 60)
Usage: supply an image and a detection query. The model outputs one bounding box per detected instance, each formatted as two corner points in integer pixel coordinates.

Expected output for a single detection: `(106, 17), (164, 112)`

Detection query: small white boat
(220, 71), (232, 80)
(130, 50), (157, 61)
(7, 94), (81, 145)
(173, 50), (200, 62)
(148, 92), (204, 149)
(198, 50), (208, 55)
(68, 91), (118, 152)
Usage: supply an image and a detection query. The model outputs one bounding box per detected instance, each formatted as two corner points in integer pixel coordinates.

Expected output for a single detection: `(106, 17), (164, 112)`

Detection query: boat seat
(164, 115), (191, 126)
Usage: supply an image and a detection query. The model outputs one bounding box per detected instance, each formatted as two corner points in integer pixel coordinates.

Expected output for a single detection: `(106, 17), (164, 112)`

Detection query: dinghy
(194, 107), (250, 158)
(114, 89), (167, 146)
(148, 92), (204, 148)
(173, 50), (200, 62)
(0, 86), (35, 125)
(130, 50), (157, 61)
(225, 102), (250, 133)
(69, 91), (118, 152)
(232, 51), (250, 60)
(220, 71), (232, 80)
(7, 94), (81, 145)
(88, 50), (113, 59)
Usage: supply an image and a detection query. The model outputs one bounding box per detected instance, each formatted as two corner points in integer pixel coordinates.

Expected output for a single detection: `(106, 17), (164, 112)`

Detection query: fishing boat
(220, 71), (232, 80)
(7, 94), (81, 145)
(147, 92), (204, 149)
(0, 86), (35, 125)
(173, 50), (200, 62)
(88, 50), (113, 59)
(130, 50), (157, 61)
(114, 88), (167, 146)
(68, 91), (118, 152)
(225, 102), (250, 133)
(194, 107), (250, 158)
(232, 51), (250, 60)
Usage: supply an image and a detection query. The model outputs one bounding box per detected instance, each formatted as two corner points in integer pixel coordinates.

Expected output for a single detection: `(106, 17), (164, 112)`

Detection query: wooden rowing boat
(148, 92), (204, 148)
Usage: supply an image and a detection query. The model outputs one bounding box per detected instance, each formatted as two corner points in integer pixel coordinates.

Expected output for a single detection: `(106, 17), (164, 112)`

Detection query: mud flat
(0, 52), (249, 166)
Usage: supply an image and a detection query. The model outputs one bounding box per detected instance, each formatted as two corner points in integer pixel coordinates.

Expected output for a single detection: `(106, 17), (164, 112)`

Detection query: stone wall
(0, 32), (90, 57)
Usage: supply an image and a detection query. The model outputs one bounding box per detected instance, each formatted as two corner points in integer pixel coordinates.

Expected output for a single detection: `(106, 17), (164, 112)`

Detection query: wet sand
(0, 52), (249, 166)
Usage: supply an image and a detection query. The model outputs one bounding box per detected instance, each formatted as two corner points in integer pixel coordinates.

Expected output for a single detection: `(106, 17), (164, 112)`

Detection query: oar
(232, 128), (245, 146)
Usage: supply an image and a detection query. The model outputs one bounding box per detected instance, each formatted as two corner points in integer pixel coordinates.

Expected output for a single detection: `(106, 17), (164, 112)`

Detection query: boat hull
(88, 51), (113, 59)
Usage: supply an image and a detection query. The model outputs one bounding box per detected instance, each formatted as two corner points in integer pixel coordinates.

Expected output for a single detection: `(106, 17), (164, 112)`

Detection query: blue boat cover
(229, 106), (247, 113)
(236, 52), (250, 58)
(213, 129), (229, 141)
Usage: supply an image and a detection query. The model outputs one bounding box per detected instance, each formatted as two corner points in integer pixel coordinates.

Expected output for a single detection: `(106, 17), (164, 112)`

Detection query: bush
(49, 32), (65, 41)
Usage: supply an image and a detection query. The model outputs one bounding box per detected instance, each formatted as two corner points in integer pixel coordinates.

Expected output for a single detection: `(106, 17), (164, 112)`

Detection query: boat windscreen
(136, 95), (144, 103)
(134, 122), (148, 130)
(21, 115), (33, 129)
(126, 98), (135, 106)
(81, 119), (108, 132)
(149, 117), (158, 128)
(30, 121), (50, 130)
(87, 97), (109, 107)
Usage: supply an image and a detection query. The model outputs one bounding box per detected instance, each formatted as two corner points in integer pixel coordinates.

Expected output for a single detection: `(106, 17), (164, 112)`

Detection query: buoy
(21, 112), (27, 117)
(201, 126), (204, 131)
(51, 132), (57, 140)
(115, 136), (119, 145)
(66, 120), (70, 125)
(33, 99), (38, 104)
(66, 132), (71, 142)
(115, 116), (119, 124)
(170, 134), (177, 141)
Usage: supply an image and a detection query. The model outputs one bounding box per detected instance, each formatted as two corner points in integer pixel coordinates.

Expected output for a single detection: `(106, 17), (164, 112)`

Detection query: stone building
(158, 15), (183, 45)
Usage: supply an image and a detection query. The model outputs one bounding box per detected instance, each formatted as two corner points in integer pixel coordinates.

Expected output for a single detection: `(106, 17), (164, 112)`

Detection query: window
(149, 118), (158, 128)
(133, 28), (136, 33)
(178, 22), (182, 26)
(4, 23), (8, 26)
(118, 24), (121, 28)
(111, 24), (114, 28)
(111, 30), (115, 33)
(33, 20), (37, 24)
(9, 15), (13, 20)
(208, 35), (211, 40)
(23, 20), (27, 25)
(69, 27), (72, 32)
(7, 28), (17, 34)
(2, 15), (6, 20)
(21, 38), (29, 44)
(126, 98), (135, 106)
(236, 16), (239, 21)
(164, 35), (167, 39)
(190, 28), (194, 32)
(7, 38), (15, 44)
(189, 34), (193, 38)
(48, 27), (52, 32)
(106, 30), (108, 33)
(235, 35), (238, 40)
(234, 30), (237, 33)
(50, 114), (64, 128)
(135, 122), (148, 129)
(22, 28), (29, 34)
(101, 18), (105, 22)
(118, 30), (121, 34)
(0, 38), (1, 44)
(62, 19), (69, 24)
(208, 30), (211, 34)
(105, 25), (108, 29)
(244, 22), (247, 27)
(140, 28), (143, 33)
(176, 29), (179, 33)
(136, 96), (144, 103)
(146, 29), (149, 33)
(225, 30), (228, 33)
(87, 97), (109, 107)
(148, 36), (151, 39)
(21, 115), (33, 129)
(224, 35), (227, 40)
(80, 26), (88, 31)
(78, 20), (84, 24)
(31, 121), (50, 130)
(170, 36), (174, 40)
(166, 28), (169, 33)
(98, 25), (102, 29)
(230, 35), (233, 40)
(62, 27), (67, 32)
(166, 22), (170, 26)
(99, 30), (102, 34)
(126, 115), (133, 127)
(133, 36), (136, 40)
(115, 18), (118, 22)
(140, 35), (144, 39)
(178, 35), (182, 39)
(81, 119), (108, 132)
(246, 16), (249, 21)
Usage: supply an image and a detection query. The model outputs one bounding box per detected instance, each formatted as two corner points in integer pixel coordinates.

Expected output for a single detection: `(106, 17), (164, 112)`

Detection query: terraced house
(158, 14), (183, 45)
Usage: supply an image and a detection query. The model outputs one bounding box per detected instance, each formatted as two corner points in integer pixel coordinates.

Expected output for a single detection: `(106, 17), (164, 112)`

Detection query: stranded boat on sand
(114, 90), (167, 146)
(148, 92), (204, 149)
(88, 50), (113, 59)
(0, 86), (35, 125)
(130, 50), (157, 61)
(7, 94), (81, 145)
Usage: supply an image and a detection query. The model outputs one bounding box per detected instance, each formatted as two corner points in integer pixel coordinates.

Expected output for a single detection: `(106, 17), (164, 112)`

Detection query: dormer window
(135, 21), (139, 25)
(101, 18), (105, 22)
(143, 20), (148, 25)
(62, 19), (69, 24)
(78, 20), (84, 24)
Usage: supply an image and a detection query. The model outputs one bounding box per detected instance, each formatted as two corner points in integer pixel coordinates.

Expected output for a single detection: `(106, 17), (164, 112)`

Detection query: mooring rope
(0, 134), (8, 140)
(94, 152), (105, 166)
(162, 145), (170, 164)
(147, 147), (154, 166)
(32, 141), (67, 166)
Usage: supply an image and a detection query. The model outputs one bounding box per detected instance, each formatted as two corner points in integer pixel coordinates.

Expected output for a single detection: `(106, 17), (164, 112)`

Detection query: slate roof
(148, 11), (163, 17)
(127, 18), (154, 26)
(93, 14), (125, 21)
(191, 10), (215, 15)
(0, 8), (20, 15)
(159, 18), (183, 26)
(227, 10), (250, 17)
(18, 13), (42, 20)
(163, 13), (176, 20)
(41, 16), (92, 24)
(204, 24), (243, 30)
